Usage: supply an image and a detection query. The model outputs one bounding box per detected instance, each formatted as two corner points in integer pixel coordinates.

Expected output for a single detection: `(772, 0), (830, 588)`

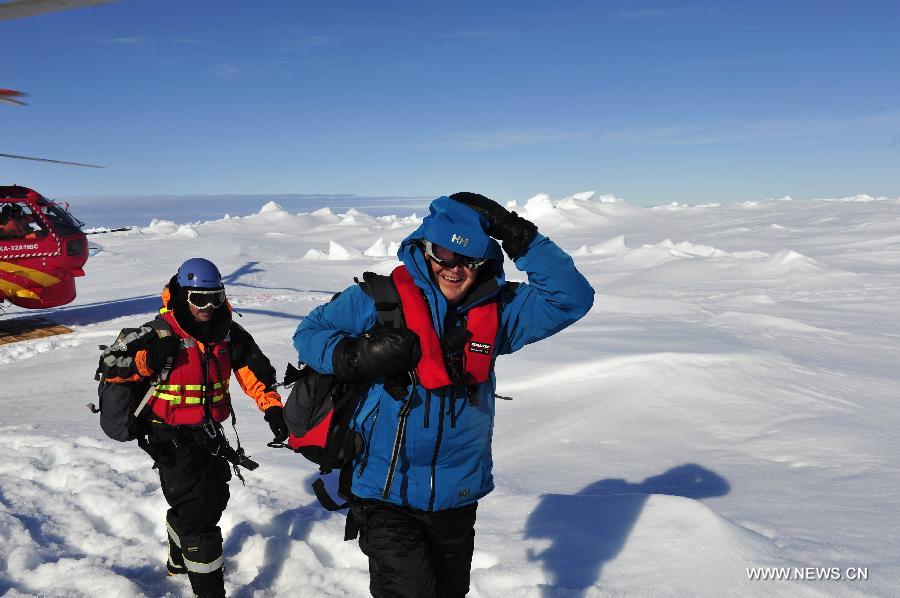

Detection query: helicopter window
(39, 201), (84, 236)
(0, 202), (47, 240)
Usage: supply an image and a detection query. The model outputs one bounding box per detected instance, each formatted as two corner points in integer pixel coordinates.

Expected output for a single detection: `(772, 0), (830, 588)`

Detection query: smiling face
(427, 255), (479, 305)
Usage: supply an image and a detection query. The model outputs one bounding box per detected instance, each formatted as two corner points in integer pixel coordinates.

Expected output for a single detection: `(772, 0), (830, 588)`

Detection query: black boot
(166, 533), (187, 575)
(188, 567), (225, 598)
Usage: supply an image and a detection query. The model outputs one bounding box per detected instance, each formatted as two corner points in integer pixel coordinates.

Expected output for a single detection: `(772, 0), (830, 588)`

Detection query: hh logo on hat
(451, 234), (469, 247)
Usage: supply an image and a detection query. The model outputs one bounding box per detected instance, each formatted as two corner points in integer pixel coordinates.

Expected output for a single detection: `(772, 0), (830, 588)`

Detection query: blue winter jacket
(293, 206), (594, 511)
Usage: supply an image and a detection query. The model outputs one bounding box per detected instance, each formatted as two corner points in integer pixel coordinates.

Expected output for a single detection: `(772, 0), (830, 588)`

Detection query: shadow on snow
(4, 294), (162, 326)
(524, 463), (730, 596)
(223, 261), (339, 296)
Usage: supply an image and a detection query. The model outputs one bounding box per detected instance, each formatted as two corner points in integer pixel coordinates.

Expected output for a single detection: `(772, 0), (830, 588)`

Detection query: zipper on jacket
(427, 391), (446, 512)
(201, 345), (211, 415)
(449, 386), (462, 429)
(356, 404), (380, 479)
(382, 390), (415, 500)
(424, 389), (431, 428)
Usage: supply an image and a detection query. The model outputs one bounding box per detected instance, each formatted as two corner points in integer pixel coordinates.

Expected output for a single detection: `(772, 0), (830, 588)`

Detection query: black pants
(149, 426), (231, 575)
(350, 498), (478, 598)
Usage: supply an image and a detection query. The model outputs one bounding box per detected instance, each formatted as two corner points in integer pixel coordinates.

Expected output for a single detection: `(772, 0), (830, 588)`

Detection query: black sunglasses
(423, 240), (488, 270)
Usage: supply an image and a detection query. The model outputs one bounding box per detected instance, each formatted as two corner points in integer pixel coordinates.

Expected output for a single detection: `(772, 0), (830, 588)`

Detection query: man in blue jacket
(294, 193), (594, 597)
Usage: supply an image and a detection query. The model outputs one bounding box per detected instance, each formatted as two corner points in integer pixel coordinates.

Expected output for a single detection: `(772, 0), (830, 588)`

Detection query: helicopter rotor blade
(0, 152), (104, 168)
(0, 0), (115, 21)
(0, 89), (27, 106)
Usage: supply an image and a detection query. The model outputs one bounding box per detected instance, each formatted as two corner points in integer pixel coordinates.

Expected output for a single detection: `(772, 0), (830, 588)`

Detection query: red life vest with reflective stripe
(149, 310), (234, 425)
(391, 266), (499, 389)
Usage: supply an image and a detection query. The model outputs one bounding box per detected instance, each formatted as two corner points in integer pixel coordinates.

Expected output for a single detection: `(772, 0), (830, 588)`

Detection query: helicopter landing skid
(0, 317), (73, 346)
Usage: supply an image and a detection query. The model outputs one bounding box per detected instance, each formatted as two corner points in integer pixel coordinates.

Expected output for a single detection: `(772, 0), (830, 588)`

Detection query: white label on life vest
(469, 341), (492, 355)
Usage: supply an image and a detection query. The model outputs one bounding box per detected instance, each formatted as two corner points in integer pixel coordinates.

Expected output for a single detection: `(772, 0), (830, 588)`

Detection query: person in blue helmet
(293, 193), (594, 597)
(97, 258), (289, 597)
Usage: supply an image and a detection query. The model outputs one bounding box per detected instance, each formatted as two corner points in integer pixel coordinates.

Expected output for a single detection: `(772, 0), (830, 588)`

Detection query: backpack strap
(311, 445), (355, 513)
(301, 273), (404, 517)
(146, 317), (177, 384)
(312, 478), (347, 511)
(130, 317), (176, 419)
(359, 271), (404, 329)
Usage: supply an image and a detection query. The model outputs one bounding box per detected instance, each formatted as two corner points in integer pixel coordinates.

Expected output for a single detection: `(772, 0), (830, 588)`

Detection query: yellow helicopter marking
(0, 278), (40, 300)
(0, 260), (61, 287)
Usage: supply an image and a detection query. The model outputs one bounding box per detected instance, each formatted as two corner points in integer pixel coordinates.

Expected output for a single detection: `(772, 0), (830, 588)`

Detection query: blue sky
(2, 0), (899, 207)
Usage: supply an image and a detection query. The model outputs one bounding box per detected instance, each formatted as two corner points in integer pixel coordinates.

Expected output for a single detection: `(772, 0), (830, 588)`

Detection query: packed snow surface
(2, 192), (899, 597)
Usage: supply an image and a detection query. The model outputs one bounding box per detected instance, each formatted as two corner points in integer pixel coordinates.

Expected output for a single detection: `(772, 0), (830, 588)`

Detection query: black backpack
(281, 272), (403, 511)
(93, 319), (176, 442)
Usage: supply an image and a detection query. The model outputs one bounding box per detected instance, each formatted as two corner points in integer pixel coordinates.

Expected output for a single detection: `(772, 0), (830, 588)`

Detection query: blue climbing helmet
(176, 258), (223, 289)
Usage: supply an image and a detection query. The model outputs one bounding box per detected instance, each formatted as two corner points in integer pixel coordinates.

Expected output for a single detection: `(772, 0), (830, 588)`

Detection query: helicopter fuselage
(1, 186), (88, 309)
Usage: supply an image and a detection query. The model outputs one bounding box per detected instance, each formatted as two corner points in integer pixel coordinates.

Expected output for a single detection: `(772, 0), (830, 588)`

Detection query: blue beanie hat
(419, 196), (503, 260)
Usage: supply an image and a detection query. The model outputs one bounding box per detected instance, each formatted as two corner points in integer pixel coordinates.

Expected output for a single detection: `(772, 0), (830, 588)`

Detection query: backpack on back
(282, 272), (403, 511)
(283, 364), (364, 469)
(94, 319), (175, 442)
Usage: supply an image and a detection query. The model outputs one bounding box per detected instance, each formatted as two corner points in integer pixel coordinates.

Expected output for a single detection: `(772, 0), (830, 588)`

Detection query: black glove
(264, 406), (289, 442)
(332, 328), (421, 382)
(144, 334), (180, 374)
(450, 192), (538, 260)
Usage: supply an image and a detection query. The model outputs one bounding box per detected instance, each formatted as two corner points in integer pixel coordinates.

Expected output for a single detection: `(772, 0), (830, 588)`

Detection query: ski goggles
(186, 288), (226, 309)
(423, 240), (488, 270)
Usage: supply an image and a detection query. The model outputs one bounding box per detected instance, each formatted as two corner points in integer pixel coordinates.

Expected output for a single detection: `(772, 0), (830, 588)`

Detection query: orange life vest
(149, 310), (234, 425)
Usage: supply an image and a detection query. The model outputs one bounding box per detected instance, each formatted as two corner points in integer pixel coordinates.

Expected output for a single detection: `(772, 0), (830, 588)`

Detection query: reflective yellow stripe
(156, 381), (227, 392)
(152, 391), (228, 404)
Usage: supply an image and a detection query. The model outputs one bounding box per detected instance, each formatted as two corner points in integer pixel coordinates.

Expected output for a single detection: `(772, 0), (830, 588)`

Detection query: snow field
(2, 191), (900, 596)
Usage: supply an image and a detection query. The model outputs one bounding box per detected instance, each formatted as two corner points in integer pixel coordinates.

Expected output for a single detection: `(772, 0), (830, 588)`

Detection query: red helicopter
(0, 185), (88, 309)
(1, 92), (99, 312)
(0, 0), (115, 340)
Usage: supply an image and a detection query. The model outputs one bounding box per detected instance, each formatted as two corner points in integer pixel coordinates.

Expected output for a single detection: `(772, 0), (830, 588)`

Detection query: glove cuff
(261, 390), (284, 414)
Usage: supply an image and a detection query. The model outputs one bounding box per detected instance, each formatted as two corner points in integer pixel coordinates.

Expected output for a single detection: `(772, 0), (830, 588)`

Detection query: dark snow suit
(102, 279), (281, 596)
(151, 424), (231, 577)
